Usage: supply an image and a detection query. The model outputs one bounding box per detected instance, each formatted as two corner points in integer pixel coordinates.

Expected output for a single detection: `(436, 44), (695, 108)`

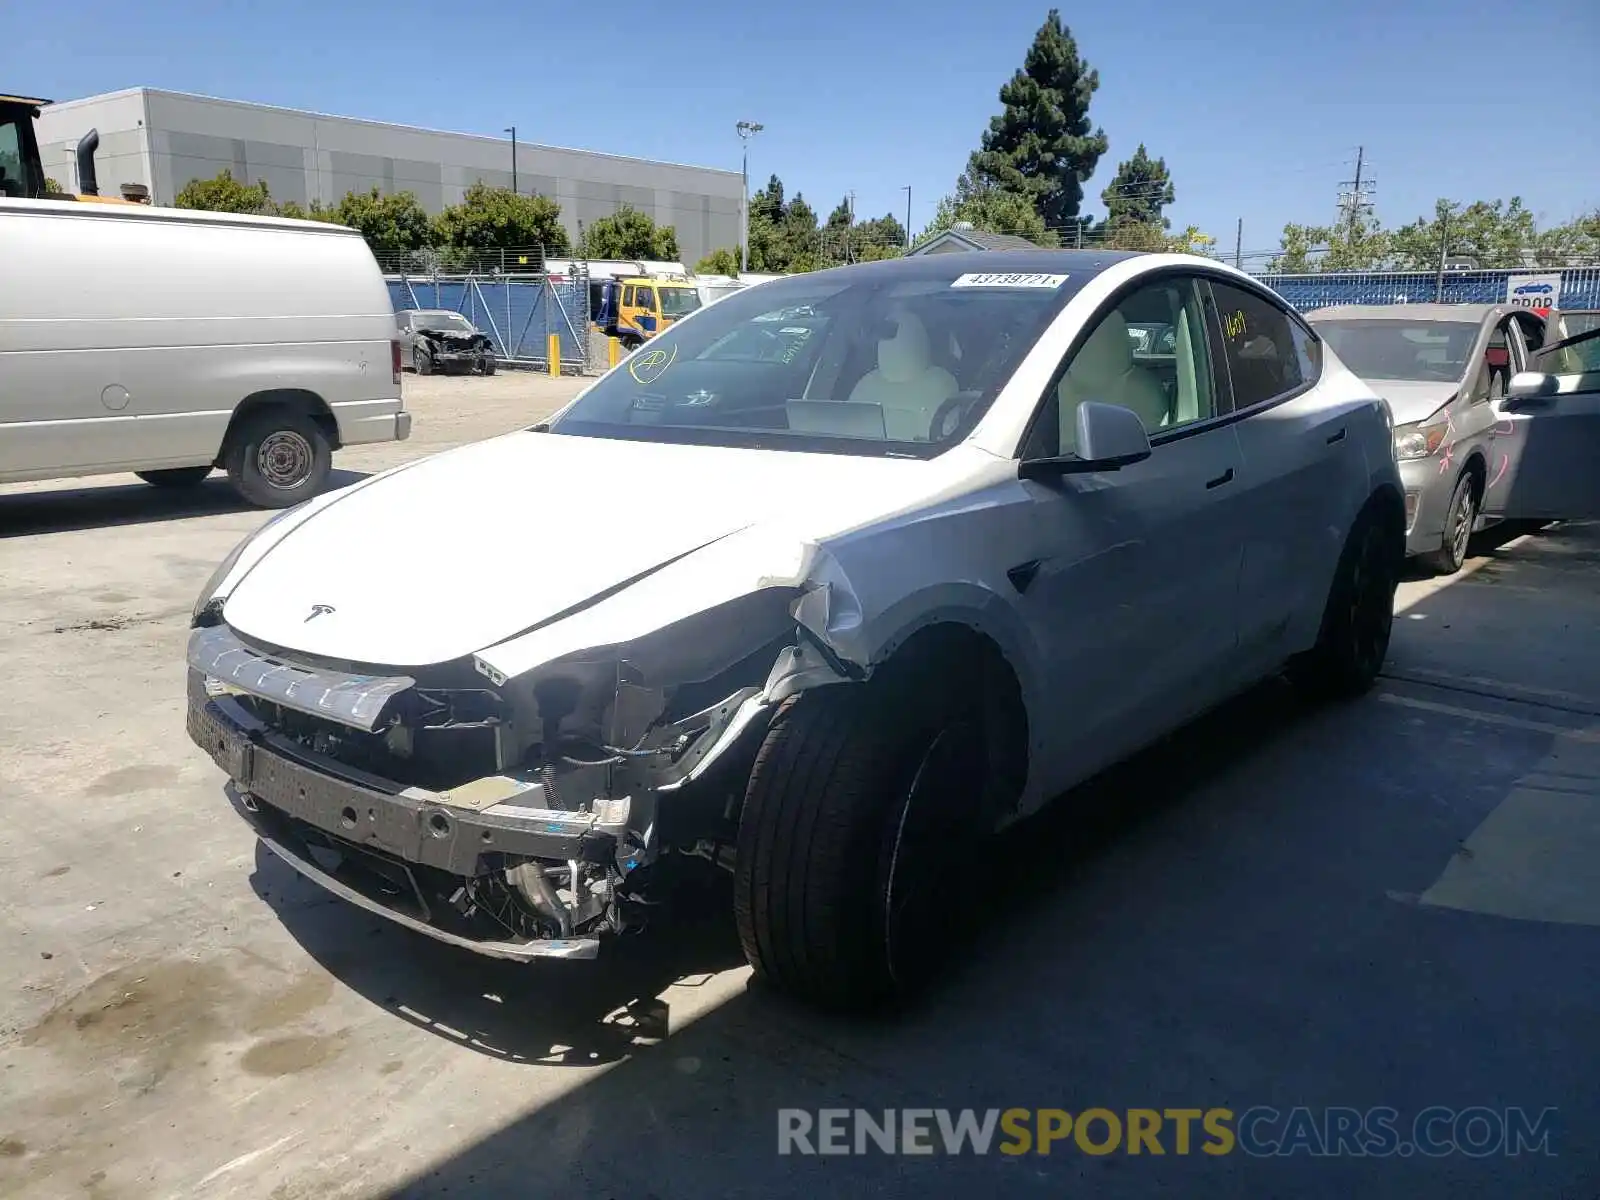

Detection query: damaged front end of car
(185, 565), (867, 961)
(417, 328), (495, 373)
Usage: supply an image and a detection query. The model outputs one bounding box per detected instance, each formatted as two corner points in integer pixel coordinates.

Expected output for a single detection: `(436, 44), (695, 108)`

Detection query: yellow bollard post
(547, 333), (560, 377)
(608, 337), (620, 368)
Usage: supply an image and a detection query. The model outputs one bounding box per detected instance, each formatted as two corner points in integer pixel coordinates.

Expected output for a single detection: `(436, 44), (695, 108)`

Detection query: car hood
(220, 430), (976, 667)
(1369, 380), (1459, 425)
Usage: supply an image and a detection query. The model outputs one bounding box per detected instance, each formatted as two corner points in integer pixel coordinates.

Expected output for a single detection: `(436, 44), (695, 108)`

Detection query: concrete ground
(1, 375), (1595, 1199)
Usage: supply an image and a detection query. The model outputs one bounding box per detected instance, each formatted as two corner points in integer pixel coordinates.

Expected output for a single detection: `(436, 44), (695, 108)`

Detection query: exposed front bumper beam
(251, 822), (598, 960)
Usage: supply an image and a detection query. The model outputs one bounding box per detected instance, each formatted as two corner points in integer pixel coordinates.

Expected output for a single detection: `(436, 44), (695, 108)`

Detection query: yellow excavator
(0, 94), (149, 205)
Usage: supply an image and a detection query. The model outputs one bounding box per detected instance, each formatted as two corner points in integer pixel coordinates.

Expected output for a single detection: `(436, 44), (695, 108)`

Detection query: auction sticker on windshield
(950, 273), (1069, 289)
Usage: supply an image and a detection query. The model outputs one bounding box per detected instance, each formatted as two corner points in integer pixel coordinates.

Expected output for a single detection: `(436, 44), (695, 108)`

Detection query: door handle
(1205, 467), (1235, 489)
(1326, 427), (1347, 444)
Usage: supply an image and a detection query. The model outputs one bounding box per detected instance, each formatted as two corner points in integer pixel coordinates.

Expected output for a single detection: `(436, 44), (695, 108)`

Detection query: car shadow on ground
(0, 469), (369, 538)
(343, 526), (1598, 1199)
(252, 843), (747, 1068)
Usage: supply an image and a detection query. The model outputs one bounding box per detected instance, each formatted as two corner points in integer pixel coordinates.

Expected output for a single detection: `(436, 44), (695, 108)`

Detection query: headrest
(878, 310), (931, 383)
(1067, 309), (1134, 388)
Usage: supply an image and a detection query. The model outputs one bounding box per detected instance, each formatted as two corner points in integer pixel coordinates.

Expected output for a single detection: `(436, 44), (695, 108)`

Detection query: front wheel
(136, 466), (212, 488)
(224, 410), (332, 509)
(1287, 504), (1401, 701)
(413, 345), (433, 376)
(481, 352), (497, 376)
(733, 661), (989, 1012)
(1420, 472), (1478, 575)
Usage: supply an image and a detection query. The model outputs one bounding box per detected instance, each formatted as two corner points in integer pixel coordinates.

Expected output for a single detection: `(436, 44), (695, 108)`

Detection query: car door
(1482, 322), (1600, 519)
(1014, 272), (1246, 789)
(1205, 277), (1352, 672)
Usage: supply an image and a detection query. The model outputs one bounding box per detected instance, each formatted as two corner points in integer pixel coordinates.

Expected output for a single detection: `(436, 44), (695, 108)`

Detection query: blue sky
(6, 0), (1597, 260)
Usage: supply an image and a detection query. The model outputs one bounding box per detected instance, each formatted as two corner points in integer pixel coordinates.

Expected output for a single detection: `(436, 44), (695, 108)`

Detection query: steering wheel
(929, 392), (981, 442)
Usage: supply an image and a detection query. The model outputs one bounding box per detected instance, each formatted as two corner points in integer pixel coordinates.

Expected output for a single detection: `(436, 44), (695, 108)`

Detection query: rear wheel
(225, 409), (332, 509)
(1287, 502), (1401, 700)
(135, 466), (211, 488)
(1420, 471), (1478, 575)
(734, 656), (989, 1012)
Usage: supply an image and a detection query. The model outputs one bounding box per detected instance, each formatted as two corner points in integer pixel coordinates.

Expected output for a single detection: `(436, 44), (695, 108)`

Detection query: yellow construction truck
(594, 275), (704, 348)
(0, 94), (148, 204)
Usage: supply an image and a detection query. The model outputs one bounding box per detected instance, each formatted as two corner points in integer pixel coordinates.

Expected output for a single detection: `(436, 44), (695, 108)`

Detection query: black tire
(224, 409), (332, 509)
(482, 353), (497, 376)
(1419, 471), (1478, 575)
(1287, 502), (1402, 701)
(135, 466), (212, 488)
(733, 655), (990, 1012)
(414, 345), (433, 376)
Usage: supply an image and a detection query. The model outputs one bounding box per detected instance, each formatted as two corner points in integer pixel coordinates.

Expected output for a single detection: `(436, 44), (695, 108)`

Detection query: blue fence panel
(1257, 267), (1600, 314)
(386, 276), (590, 368)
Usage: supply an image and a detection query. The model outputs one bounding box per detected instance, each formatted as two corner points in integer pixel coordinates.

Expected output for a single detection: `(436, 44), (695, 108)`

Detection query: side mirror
(1503, 371), (1560, 411)
(1020, 401), (1153, 479)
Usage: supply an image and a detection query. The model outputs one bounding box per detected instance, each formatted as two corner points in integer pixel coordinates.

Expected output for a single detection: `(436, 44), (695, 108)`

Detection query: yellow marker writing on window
(1223, 311), (1247, 340)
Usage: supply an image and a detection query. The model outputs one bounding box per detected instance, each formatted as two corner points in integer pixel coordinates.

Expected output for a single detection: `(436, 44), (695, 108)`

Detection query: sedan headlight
(191, 506), (301, 626)
(1393, 412), (1450, 461)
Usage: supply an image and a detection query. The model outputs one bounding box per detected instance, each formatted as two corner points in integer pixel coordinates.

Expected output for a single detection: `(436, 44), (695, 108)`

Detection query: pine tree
(1102, 144), (1175, 232)
(967, 10), (1108, 232)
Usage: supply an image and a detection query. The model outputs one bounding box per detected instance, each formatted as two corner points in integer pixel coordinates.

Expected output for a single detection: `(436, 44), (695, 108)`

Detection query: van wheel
(136, 466), (212, 488)
(734, 656), (989, 1013)
(225, 410), (331, 509)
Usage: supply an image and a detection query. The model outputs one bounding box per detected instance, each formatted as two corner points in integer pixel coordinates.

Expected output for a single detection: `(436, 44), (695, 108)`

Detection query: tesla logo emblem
(305, 604), (335, 622)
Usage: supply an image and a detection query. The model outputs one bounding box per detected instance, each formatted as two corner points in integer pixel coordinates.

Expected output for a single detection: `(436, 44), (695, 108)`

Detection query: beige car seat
(848, 311), (960, 441)
(1056, 309), (1171, 450)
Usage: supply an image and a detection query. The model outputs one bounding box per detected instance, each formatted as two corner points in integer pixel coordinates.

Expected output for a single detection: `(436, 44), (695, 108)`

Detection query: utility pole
(846, 190), (855, 263)
(1434, 208), (1451, 302)
(902, 185), (912, 249)
(1337, 146), (1376, 243)
(1234, 218), (1243, 269)
(504, 126), (518, 194)
(736, 120), (764, 273)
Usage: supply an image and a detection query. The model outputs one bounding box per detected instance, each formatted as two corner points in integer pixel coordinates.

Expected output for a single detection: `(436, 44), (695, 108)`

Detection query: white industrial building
(34, 88), (743, 264)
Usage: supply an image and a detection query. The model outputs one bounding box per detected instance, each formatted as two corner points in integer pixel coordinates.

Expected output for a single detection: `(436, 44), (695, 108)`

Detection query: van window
(0, 116), (28, 198)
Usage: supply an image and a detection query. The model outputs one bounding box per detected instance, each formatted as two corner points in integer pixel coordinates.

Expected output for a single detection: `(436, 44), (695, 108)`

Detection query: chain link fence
(383, 246), (593, 373)
(1250, 265), (1600, 314)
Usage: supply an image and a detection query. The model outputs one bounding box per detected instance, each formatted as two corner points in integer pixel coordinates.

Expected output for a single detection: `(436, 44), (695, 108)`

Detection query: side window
(1289, 320), (1323, 384)
(395, 312), (411, 332)
(1030, 275), (1218, 457)
(1207, 280), (1307, 409)
(0, 116), (26, 197)
(1534, 328), (1600, 377)
(638, 286), (657, 312)
(622, 285), (636, 307)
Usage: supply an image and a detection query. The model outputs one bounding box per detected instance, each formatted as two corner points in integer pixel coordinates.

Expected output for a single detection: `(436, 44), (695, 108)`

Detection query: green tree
(1389, 198), (1537, 270)
(1534, 210), (1600, 266)
(1102, 144), (1175, 232)
(580, 205), (680, 260)
(433, 182), (570, 257)
(274, 199), (337, 222)
(695, 247), (742, 275)
(174, 169), (276, 215)
(43, 175), (62, 193)
(329, 186), (434, 259)
(919, 177), (1055, 247)
(967, 9), (1108, 232)
(1266, 213), (1392, 273)
(744, 178), (822, 272)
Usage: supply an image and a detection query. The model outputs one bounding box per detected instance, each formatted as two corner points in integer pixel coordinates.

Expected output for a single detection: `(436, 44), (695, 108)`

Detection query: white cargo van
(0, 198), (410, 508)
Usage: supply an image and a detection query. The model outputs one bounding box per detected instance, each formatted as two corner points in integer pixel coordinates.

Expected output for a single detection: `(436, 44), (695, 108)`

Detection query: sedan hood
(221, 430), (968, 667)
(1371, 380), (1459, 425)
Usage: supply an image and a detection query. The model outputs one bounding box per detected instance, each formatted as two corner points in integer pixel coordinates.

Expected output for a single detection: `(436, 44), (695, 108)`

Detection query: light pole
(736, 120), (763, 273)
(901, 185), (912, 249)
(504, 126), (518, 194)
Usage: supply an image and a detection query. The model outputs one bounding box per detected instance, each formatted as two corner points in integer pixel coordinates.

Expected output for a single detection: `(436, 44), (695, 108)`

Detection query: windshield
(659, 288), (703, 318)
(416, 312), (474, 333)
(546, 265), (1077, 457)
(1314, 319), (1479, 383)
